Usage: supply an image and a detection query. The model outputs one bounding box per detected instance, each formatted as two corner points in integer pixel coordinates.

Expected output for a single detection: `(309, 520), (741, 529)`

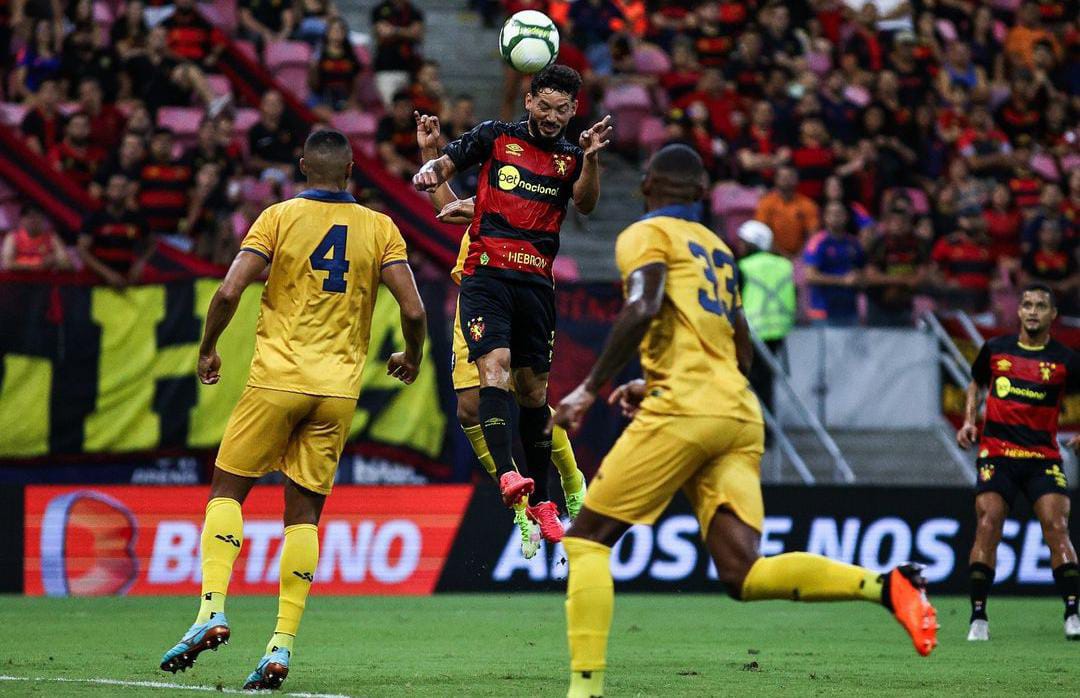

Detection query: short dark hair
(304, 128), (351, 154)
(529, 64), (582, 98)
(391, 89), (411, 104)
(152, 126), (174, 138)
(1021, 282), (1056, 308)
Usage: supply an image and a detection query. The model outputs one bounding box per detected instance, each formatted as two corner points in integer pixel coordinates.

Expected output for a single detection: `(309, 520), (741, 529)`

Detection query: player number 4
(688, 241), (736, 322)
(310, 224), (349, 293)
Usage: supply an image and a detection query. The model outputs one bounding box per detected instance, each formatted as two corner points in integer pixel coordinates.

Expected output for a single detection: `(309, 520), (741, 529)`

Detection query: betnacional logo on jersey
(995, 376), (1047, 401)
(504, 143), (524, 157)
(468, 317), (485, 342)
(979, 463), (995, 482)
(1039, 361), (1056, 382)
(497, 164), (560, 197)
(995, 376), (1012, 399)
(996, 358), (1012, 373)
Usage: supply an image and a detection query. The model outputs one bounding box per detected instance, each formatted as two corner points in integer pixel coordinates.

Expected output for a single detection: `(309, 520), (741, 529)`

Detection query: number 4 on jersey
(310, 224), (349, 293)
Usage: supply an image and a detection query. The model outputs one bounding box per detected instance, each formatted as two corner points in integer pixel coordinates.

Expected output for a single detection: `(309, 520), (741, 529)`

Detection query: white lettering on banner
(651, 517), (698, 580)
(318, 521), (375, 582)
(1018, 521), (1053, 584)
(244, 522), (282, 584)
(550, 541), (568, 581)
(369, 520), (421, 583)
(915, 518), (958, 583)
(493, 527), (548, 581)
(858, 518), (912, 573)
(995, 520), (1020, 582)
(611, 526), (653, 581)
(148, 522), (199, 584)
(807, 518), (860, 562)
(710, 516), (792, 579)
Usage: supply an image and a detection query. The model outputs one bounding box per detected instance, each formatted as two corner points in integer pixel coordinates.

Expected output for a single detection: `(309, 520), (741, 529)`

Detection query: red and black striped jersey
(972, 335), (1080, 460)
(443, 119), (583, 286)
(80, 208), (148, 273)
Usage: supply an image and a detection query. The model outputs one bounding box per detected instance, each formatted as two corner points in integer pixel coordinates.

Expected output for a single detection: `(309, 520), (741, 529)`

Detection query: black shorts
(975, 457), (1070, 508)
(458, 273), (555, 373)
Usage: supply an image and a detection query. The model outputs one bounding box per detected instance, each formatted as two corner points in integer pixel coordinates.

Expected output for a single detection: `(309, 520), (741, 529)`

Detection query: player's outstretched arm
(553, 262), (666, 431)
(198, 250), (268, 385)
(381, 261), (426, 385)
(415, 111), (460, 212)
(572, 115), (612, 215)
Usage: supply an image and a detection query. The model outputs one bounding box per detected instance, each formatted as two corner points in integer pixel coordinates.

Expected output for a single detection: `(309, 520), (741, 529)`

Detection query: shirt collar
(640, 202), (704, 223)
(294, 189), (357, 203)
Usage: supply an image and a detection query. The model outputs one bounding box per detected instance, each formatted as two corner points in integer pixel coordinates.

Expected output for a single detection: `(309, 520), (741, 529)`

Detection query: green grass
(0, 594), (1076, 696)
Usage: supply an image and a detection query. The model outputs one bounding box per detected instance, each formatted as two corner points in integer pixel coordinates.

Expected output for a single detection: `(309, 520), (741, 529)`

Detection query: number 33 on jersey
(239, 189), (408, 399)
(614, 213), (761, 423)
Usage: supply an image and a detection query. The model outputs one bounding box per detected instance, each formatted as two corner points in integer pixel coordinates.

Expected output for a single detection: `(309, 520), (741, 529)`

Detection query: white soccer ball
(499, 10), (559, 75)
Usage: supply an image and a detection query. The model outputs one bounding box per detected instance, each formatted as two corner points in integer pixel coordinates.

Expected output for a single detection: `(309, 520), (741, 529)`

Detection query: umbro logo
(293, 571), (314, 582)
(215, 534), (241, 548)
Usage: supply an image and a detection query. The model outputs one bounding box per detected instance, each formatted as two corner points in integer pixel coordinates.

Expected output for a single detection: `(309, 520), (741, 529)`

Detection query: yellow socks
(740, 552), (883, 603)
(462, 423), (498, 480)
(565, 536), (613, 694)
(197, 497), (243, 623)
(270, 523), (319, 654)
(550, 412), (584, 494)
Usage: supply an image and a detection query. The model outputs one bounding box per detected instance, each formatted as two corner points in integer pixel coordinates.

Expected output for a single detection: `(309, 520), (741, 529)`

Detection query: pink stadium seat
(206, 74), (233, 98)
(602, 84), (651, 111)
(198, 0), (237, 33)
(242, 179), (274, 203)
(603, 85), (653, 149)
(638, 116), (666, 155)
(633, 44), (671, 75)
(266, 41), (313, 70)
(935, 19), (958, 43)
(0, 102), (28, 126)
(354, 44), (371, 68)
(276, 66), (311, 102)
(1030, 153), (1059, 181)
(157, 107), (204, 148)
(234, 40), (257, 63)
(234, 108), (260, 134)
(92, 1), (114, 24)
(330, 110), (377, 139)
(711, 182), (763, 217)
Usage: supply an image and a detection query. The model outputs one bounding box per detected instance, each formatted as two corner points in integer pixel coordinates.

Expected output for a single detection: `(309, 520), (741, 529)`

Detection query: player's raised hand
(387, 351), (419, 384)
(198, 350), (222, 385)
(608, 378), (647, 420)
(412, 160), (441, 192)
(414, 111), (441, 149)
(956, 422), (979, 449)
(579, 115), (613, 158)
(551, 383), (597, 433)
(436, 197), (475, 225)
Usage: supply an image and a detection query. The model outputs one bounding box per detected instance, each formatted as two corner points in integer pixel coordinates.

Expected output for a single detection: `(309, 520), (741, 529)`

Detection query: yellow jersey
(614, 212), (762, 422)
(239, 189), (408, 399)
(450, 227), (469, 285)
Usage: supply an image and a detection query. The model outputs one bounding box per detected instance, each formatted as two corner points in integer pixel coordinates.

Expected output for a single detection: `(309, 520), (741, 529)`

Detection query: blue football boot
(160, 614), (230, 673)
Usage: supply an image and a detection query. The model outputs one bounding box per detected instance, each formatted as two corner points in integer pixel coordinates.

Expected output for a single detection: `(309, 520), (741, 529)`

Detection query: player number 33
(688, 241), (736, 322)
(310, 224), (350, 293)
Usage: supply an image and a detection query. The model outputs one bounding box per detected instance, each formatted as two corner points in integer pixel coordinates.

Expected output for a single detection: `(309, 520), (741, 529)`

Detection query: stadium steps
(765, 428), (975, 486)
(559, 155), (643, 281)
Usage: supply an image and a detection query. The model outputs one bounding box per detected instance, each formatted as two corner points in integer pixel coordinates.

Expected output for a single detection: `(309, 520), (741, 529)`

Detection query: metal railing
(919, 311), (978, 482)
(751, 331), (855, 483)
(760, 403), (815, 484)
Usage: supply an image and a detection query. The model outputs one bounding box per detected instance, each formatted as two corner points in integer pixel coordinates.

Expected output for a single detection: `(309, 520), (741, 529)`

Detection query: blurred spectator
(984, 184), (1023, 265)
(78, 173), (152, 287)
(568, 0), (624, 56)
(803, 200), (864, 325)
(0, 206), (70, 271)
(753, 166), (819, 257)
(673, 68), (743, 142)
(790, 118), (835, 202)
(956, 104), (1012, 182)
(931, 206), (997, 314)
(442, 93), (477, 141)
(60, 20), (121, 101)
(1008, 143), (1044, 215)
(238, 0), (296, 48)
(163, 0), (222, 70)
(78, 77), (126, 151)
(1005, 1), (1061, 71)
(138, 127), (193, 236)
(688, 1), (736, 70)
(864, 207), (930, 325)
(185, 116), (240, 185)
(1022, 183), (1070, 253)
(936, 41), (988, 102)
(1021, 218), (1078, 314)
(13, 18), (62, 100)
(19, 77), (64, 156)
(47, 112), (106, 190)
(92, 131), (147, 201)
(307, 16), (361, 119)
(996, 76), (1043, 145)
(295, 0), (340, 46)
(111, 0), (150, 60)
(410, 60), (445, 117)
(759, 1), (804, 72)
(659, 36), (701, 104)
(886, 30), (932, 106)
(371, 0), (424, 106)
(724, 28), (769, 98)
(181, 162), (230, 258)
(248, 90), (303, 182)
(734, 100), (789, 187)
(124, 102), (154, 140)
(122, 27), (216, 113)
(376, 89), (420, 179)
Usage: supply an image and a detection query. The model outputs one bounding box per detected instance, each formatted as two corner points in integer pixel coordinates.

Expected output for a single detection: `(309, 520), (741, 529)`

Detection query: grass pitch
(0, 594), (1076, 696)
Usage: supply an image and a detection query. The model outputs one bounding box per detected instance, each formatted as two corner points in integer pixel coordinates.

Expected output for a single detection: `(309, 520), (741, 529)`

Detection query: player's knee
(975, 511), (1003, 536)
(516, 382), (548, 409)
(1042, 516), (1070, 540)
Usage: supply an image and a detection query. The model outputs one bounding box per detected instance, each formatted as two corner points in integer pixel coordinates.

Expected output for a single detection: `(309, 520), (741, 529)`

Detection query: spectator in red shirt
(1021, 217), (1078, 314)
(410, 60), (446, 117)
(723, 28), (769, 98)
(659, 37), (702, 105)
(371, 0), (424, 106)
(20, 77), (64, 156)
(688, 1), (735, 69)
(734, 100), (790, 187)
(956, 104), (1013, 181)
(376, 90), (420, 179)
(791, 118), (836, 203)
(308, 16), (362, 119)
(996, 75), (1044, 144)
(983, 184), (1023, 264)
(163, 0), (221, 70)
(138, 127), (194, 236)
(673, 68), (743, 141)
(932, 206), (998, 314)
(91, 131), (147, 201)
(0, 206), (71, 272)
(79, 173), (153, 287)
(864, 207), (932, 326)
(48, 112), (106, 190)
(760, 1), (804, 72)
(78, 77), (126, 151)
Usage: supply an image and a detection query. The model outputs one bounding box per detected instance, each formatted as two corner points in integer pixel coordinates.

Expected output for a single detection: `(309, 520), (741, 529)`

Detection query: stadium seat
(198, 0), (237, 34)
(157, 107), (205, 148)
(206, 74), (233, 99)
(711, 182), (764, 218)
(234, 108), (260, 134)
(234, 40), (257, 63)
(0, 102), (28, 126)
(633, 45), (671, 75)
(330, 110), (377, 140)
(92, 1), (114, 25)
(0, 203), (20, 231)
(602, 84), (653, 149)
(935, 19), (958, 42)
(266, 41), (313, 102)
(638, 116), (666, 155)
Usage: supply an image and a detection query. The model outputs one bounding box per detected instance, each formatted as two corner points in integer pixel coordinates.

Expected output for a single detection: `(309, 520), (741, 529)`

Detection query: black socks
(518, 404), (552, 505)
(969, 562), (994, 622)
(479, 387), (515, 478)
(1053, 562), (1080, 619)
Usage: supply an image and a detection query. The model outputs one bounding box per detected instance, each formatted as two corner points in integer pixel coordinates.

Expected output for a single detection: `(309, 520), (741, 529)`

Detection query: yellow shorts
(451, 296), (480, 391)
(585, 411), (765, 536)
(216, 385), (355, 495)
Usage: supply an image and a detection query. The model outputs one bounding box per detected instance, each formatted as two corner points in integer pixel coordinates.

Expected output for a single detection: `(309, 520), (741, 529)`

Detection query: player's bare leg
(476, 348), (535, 505)
(1033, 493), (1080, 639)
(244, 479), (326, 690)
(458, 387), (540, 558)
(160, 469), (256, 673)
(967, 491), (1007, 640)
(513, 366), (566, 542)
(705, 507), (937, 657)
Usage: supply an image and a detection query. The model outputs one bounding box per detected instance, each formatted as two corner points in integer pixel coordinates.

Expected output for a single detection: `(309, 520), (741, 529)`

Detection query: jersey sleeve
(971, 342), (992, 387)
(442, 120), (500, 172)
(614, 222), (670, 279)
(380, 218), (408, 268)
(239, 206), (278, 262)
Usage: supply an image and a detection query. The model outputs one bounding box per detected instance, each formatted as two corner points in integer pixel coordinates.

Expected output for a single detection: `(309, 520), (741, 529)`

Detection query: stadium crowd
(0, 0), (1077, 327)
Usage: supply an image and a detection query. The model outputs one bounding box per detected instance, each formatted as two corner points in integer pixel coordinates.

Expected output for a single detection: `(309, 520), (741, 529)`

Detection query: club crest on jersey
(1039, 361), (1056, 382)
(479, 252), (490, 265)
(468, 317), (485, 342)
(979, 463), (995, 482)
(995, 358), (1012, 373)
(553, 154), (572, 176)
(504, 143), (524, 157)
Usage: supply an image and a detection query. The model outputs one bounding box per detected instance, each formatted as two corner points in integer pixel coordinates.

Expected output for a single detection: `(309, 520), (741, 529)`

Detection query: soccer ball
(499, 10), (559, 74)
